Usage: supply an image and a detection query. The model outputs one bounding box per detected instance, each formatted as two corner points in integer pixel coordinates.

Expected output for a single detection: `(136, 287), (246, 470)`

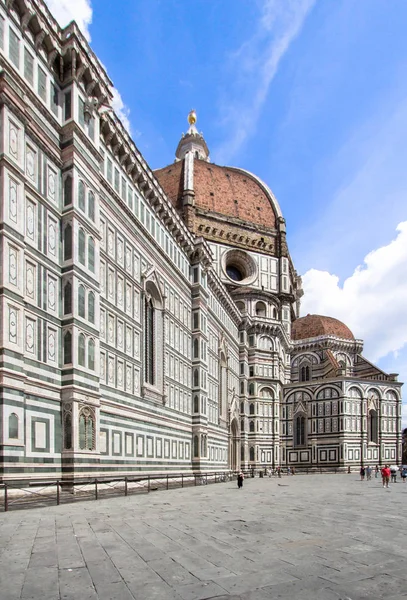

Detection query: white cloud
(44, 0), (92, 41)
(301, 221), (407, 363)
(215, 0), (315, 164)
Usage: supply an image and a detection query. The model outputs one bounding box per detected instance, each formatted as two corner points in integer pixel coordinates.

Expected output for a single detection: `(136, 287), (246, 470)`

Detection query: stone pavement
(1, 473), (406, 600)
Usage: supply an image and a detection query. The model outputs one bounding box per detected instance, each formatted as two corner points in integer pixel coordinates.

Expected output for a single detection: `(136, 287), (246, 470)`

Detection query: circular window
(226, 265), (244, 281)
(223, 250), (257, 285)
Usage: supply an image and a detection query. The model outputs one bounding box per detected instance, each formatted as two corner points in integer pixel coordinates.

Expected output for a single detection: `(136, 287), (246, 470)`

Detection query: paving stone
(1, 475), (407, 599)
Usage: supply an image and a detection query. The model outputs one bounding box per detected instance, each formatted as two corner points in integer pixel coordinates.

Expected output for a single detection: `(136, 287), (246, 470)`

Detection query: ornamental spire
(175, 110), (210, 162)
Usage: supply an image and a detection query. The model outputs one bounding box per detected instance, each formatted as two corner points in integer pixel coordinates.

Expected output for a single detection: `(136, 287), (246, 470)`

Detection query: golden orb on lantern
(188, 110), (197, 125)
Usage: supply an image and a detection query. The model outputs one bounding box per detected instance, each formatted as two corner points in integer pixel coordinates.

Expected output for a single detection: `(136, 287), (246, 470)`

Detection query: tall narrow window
(88, 191), (95, 221)
(88, 338), (95, 370)
(78, 229), (86, 265)
(88, 292), (95, 324)
(88, 116), (95, 141)
(64, 224), (72, 260)
(63, 331), (72, 364)
(249, 447), (255, 462)
(295, 415), (306, 446)
(88, 238), (95, 272)
(64, 175), (72, 206)
(78, 97), (85, 127)
(24, 48), (34, 85)
(64, 91), (72, 120)
(9, 28), (20, 68)
(63, 281), (72, 314)
(78, 285), (85, 318)
(78, 333), (85, 366)
(37, 66), (47, 101)
(8, 413), (18, 438)
(79, 408), (95, 450)
(78, 180), (86, 211)
(193, 435), (199, 457)
(145, 297), (154, 384)
(51, 82), (59, 115)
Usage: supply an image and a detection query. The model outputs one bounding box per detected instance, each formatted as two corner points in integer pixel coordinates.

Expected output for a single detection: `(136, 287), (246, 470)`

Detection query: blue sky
(47, 0), (407, 421)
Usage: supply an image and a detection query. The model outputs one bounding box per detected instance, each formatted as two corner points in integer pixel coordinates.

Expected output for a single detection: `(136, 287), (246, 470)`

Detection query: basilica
(0, 0), (402, 482)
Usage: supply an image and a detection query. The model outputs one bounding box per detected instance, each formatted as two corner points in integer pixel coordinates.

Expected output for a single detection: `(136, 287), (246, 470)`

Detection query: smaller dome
(291, 314), (354, 341)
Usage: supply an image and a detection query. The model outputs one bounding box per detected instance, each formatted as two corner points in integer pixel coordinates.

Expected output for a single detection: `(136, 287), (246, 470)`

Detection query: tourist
(381, 464), (391, 488)
(287, 466), (291, 476)
(237, 471), (244, 489)
(375, 465), (379, 478)
(401, 467), (407, 483)
(390, 466), (397, 483)
(366, 465), (372, 480)
(360, 466), (365, 481)
(277, 466), (282, 478)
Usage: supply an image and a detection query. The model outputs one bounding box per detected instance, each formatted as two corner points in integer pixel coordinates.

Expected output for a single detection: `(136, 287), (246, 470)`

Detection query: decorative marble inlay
(48, 329), (56, 361)
(9, 179), (18, 223)
(26, 318), (35, 353)
(26, 147), (36, 180)
(125, 247), (132, 272)
(117, 361), (123, 387)
(108, 315), (114, 344)
(117, 277), (123, 307)
(117, 238), (123, 264)
(126, 365), (132, 391)
(9, 123), (18, 159)
(117, 321), (123, 349)
(126, 327), (132, 354)
(126, 284), (132, 314)
(9, 246), (18, 285)
(26, 200), (35, 240)
(134, 332), (139, 358)
(108, 356), (114, 384)
(100, 262), (105, 293)
(26, 262), (35, 299)
(108, 269), (114, 300)
(48, 277), (56, 311)
(108, 228), (114, 255)
(100, 310), (105, 338)
(100, 353), (105, 380)
(9, 307), (18, 343)
(48, 168), (56, 200)
(134, 368), (140, 393)
(134, 291), (140, 318)
(48, 218), (57, 256)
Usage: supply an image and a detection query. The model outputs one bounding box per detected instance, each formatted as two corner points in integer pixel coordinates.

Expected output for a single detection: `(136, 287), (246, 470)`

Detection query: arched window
(79, 408), (95, 450)
(63, 281), (72, 315)
(88, 292), (95, 324)
(78, 284), (86, 318)
(256, 301), (266, 317)
(249, 447), (255, 462)
(64, 224), (72, 260)
(295, 414), (306, 446)
(249, 403), (255, 415)
(240, 401), (245, 413)
(249, 420), (255, 432)
(193, 395), (199, 413)
(300, 365), (311, 382)
(368, 409), (378, 443)
(193, 435), (199, 457)
(78, 228), (86, 265)
(88, 190), (95, 221)
(145, 297), (154, 385)
(88, 338), (95, 370)
(78, 180), (86, 211)
(88, 237), (95, 273)
(236, 301), (245, 313)
(193, 338), (199, 358)
(63, 331), (72, 364)
(261, 387), (273, 399)
(249, 383), (255, 396)
(241, 445), (245, 461)
(8, 413), (18, 438)
(241, 419), (245, 432)
(63, 175), (72, 206)
(272, 307), (277, 319)
(193, 369), (199, 387)
(78, 333), (85, 366)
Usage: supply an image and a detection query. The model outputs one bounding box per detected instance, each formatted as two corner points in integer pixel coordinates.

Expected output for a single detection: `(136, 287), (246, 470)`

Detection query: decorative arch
(78, 406), (95, 451)
(260, 387), (274, 399)
(142, 270), (165, 402)
(8, 413), (18, 439)
(294, 413), (306, 447)
(259, 336), (274, 351)
(255, 301), (266, 317)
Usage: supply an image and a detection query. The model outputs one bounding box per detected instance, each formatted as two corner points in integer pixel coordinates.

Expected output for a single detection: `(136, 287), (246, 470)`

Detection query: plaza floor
(0, 473), (406, 600)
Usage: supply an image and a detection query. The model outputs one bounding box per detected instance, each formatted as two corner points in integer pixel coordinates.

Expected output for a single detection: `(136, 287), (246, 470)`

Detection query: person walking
(390, 465), (397, 483)
(366, 466), (372, 481)
(360, 466), (365, 481)
(375, 465), (379, 479)
(237, 471), (244, 489)
(401, 467), (407, 483)
(381, 464), (391, 488)
(287, 466), (291, 476)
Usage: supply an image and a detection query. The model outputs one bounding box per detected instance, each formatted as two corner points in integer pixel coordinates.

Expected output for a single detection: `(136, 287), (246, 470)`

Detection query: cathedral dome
(291, 314), (354, 341)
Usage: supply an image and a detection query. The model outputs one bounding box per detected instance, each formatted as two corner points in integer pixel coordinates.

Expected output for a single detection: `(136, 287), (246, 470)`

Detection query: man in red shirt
(381, 465), (391, 488)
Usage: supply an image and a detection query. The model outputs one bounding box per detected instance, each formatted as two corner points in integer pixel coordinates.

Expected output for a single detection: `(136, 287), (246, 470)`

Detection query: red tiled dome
(291, 314), (354, 341)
